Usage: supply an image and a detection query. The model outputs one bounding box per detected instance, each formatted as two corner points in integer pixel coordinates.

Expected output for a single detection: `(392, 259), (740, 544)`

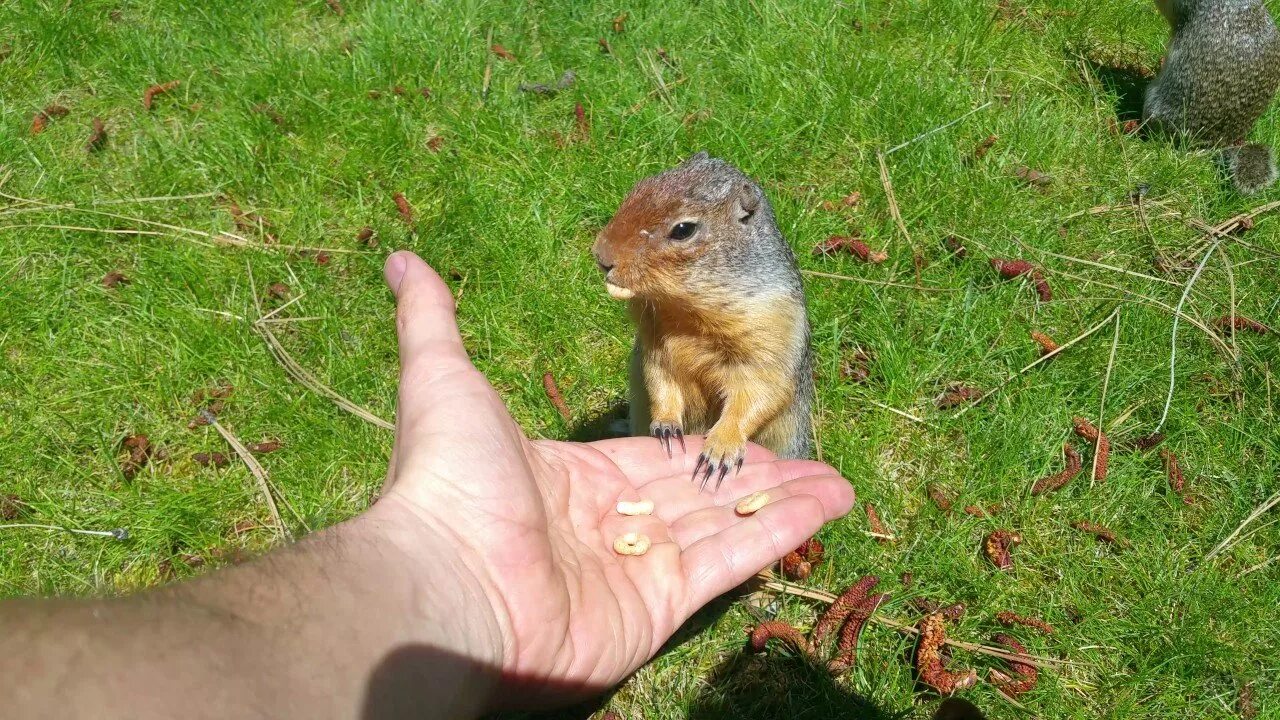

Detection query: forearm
(2, 501), (502, 720)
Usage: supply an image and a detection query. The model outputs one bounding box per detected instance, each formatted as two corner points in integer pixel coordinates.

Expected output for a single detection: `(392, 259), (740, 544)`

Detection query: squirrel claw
(650, 421), (684, 459)
(692, 446), (745, 492)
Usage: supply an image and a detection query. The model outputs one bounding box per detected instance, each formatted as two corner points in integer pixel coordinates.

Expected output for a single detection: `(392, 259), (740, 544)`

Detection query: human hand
(375, 251), (855, 707)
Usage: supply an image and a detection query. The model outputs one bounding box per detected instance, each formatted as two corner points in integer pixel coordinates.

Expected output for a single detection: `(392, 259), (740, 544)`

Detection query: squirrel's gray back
(1145, 0), (1280, 144)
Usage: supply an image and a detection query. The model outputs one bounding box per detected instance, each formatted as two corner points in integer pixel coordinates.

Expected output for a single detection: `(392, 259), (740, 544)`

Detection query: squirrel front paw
(692, 434), (746, 492)
(650, 419), (685, 458)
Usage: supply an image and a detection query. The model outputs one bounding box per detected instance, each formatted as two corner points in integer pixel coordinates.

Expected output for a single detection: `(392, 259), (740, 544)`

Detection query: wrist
(353, 496), (506, 712)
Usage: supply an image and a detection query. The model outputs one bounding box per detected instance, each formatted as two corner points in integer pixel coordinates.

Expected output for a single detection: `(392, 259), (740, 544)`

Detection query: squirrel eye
(668, 221), (698, 241)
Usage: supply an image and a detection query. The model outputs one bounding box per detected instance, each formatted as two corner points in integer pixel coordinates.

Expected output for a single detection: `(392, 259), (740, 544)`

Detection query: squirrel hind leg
(1220, 144), (1279, 195)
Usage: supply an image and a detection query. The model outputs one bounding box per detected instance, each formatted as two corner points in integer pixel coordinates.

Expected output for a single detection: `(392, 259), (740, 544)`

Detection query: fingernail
(384, 252), (408, 294)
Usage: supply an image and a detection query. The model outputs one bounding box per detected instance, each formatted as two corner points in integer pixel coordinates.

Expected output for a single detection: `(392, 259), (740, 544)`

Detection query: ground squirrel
(1144, 0), (1280, 194)
(592, 152), (814, 490)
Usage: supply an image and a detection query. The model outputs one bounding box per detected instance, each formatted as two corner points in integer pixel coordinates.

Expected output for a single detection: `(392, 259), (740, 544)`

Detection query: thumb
(384, 250), (469, 373)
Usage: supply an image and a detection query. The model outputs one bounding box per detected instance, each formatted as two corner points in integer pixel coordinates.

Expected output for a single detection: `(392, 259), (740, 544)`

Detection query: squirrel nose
(592, 241), (615, 273)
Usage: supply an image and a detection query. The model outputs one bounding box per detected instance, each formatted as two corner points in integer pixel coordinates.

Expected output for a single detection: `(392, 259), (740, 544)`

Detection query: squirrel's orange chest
(644, 301), (804, 429)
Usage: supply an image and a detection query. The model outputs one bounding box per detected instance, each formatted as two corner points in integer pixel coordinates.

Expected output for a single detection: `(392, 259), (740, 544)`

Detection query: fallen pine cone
(1012, 165), (1051, 189)
(840, 349), (873, 383)
(812, 235), (888, 263)
(1160, 449), (1192, 504)
(247, 440), (283, 454)
(393, 192), (414, 227)
(962, 503), (1001, 518)
(972, 134), (998, 162)
(1122, 432), (1164, 452)
(828, 591), (889, 675)
(812, 575), (880, 651)
(142, 80), (180, 110)
(1072, 417), (1109, 482)
(983, 530), (1022, 571)
(611, 11), (627, 32)
(85, 117), (107, 152)
(996, 611), (1055, 635)
(780, 551), (812, 580)
(942, 235), (968, 259)
(928, 484), (955, 513)
(1031, 443), (1082, 495)
(1030, 330), (1059, 356)
(864, 502), (891, 542)
(1071, 520), (1129, 547)
(915, 613), (978, 695)
(598, 37), (612, 54)
(193, 451), (230, 468)
(574, 102), (590, 138)
(748, 621), (812, 658)
(325, 0), (345, 15)
(30, 104), (70, 135)
(990, 258), (1051, 301)
(1, 493), (27, 520)
(121, 433), (152, 479)
(935, 385), (983, 409)
(101, 270), (130, 289)
(795, 536), (825, 565)
(490, 43), (516, 61)
(541, 372), (572, 423)
(1240, 681), (1258, 720)
(1212, 315), (1269, 334)
(989, 633), (1038, 696)
(355, 226), (377, 248)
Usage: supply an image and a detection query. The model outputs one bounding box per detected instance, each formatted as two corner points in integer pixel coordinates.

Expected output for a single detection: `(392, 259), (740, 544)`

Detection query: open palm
(379, 251), (855, 704)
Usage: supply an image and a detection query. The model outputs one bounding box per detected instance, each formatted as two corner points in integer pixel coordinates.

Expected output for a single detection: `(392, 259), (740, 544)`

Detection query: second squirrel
(1143, 0), (1280, 194)
(592, 152), (814, 490)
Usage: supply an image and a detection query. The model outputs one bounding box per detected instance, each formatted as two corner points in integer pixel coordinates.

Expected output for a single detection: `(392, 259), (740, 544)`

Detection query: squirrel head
(592, 151), (770, 301)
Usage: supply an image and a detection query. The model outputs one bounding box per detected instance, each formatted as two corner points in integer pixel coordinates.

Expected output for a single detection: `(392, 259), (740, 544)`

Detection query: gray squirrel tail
(1219, 144), (1278, 195)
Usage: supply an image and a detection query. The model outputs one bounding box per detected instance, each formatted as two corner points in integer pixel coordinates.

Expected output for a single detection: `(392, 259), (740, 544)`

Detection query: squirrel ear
(732, 181), (760, 223)
(685, 150), (711, 166)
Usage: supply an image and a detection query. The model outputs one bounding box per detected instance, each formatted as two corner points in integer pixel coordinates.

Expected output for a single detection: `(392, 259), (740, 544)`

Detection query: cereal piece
(613, 532), (651, 556)
(915, 613), (978, 695)
(735, 491), (770, 516)
(983, 530), (1022, 571)
(1031, 443), (1082, 495)
(615, 499), (654, 516)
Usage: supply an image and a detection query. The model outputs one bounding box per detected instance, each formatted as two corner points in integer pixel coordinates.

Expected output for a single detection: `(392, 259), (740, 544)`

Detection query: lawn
(2, 0), (1278, 718)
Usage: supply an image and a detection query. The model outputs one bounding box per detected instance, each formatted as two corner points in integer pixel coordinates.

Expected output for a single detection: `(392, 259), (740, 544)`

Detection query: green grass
(2, 0), (1279, 717)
